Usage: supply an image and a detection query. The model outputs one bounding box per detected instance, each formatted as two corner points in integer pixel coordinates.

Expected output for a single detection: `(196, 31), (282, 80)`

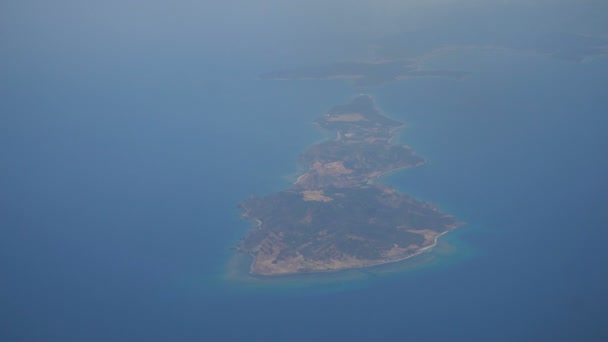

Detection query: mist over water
(1, 1), (607, 341)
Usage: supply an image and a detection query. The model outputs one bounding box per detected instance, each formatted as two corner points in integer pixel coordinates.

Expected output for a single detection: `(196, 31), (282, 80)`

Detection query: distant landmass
(375, 31), (608, 62)
(259, 32), (607, 89)
(259, 60), (470, 87)
(238, 95), (463, 276)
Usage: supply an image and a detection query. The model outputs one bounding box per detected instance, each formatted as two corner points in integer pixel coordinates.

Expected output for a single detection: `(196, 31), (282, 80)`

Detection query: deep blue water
(2, 46), (608, 341)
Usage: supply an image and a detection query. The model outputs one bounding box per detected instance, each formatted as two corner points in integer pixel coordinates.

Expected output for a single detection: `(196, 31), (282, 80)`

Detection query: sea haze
(1, 1), (607, 341)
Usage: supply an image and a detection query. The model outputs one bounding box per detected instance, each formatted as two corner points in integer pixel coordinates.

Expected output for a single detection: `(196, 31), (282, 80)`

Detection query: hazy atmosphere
(2, 1), (607, 341)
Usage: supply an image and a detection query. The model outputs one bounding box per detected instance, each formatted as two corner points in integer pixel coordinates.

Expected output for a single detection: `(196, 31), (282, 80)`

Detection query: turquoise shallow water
(1, 46), (607, 341)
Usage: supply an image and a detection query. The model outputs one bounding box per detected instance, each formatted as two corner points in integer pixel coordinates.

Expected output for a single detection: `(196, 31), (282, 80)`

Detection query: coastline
(294, 172), (308, 186)
(366, 161), (427, 185)
(247, 226), (459, 277)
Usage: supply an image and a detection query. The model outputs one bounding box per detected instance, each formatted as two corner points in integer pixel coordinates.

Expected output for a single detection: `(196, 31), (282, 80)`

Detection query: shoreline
(293, 172), (308, 185)
(366, 161), (426, 185)
(247, 226), (458, 277)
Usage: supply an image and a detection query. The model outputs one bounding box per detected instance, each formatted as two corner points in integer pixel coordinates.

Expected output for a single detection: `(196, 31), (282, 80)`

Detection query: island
(238, 95), (463, 276)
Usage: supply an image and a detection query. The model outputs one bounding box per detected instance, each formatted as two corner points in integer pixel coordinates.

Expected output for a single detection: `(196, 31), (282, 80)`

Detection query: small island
(238, 95), (463, 276)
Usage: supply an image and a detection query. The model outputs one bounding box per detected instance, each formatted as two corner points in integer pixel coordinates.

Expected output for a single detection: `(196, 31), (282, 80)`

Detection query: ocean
(2, 34), (608, 342)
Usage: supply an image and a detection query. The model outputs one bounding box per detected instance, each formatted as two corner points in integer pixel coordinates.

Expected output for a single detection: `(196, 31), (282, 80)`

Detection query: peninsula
(238, 95), (463, 276)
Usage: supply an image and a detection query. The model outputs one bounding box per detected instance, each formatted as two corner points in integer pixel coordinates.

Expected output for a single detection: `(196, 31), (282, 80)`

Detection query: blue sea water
(2, 43), (608, 342)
